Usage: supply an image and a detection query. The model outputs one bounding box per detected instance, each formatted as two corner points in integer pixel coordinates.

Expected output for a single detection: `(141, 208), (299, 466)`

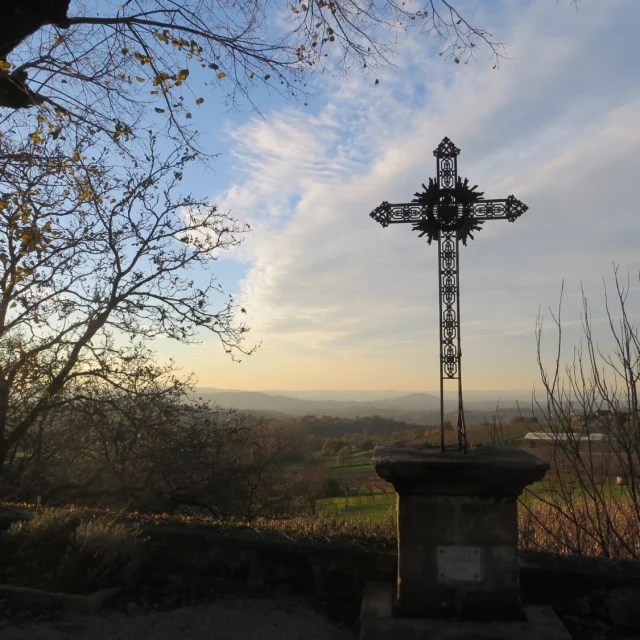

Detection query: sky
(155, 0), (640, 393)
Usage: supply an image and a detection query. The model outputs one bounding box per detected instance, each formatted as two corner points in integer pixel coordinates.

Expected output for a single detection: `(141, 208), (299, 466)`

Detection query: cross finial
(433, 137), (460, 159)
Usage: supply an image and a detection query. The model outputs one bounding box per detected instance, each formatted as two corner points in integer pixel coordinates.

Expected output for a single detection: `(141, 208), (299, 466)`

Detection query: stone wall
(141, 526), (394, 607)
(519, 552), (640, 636)
(141, 525), (640, 637)
(2, 508), (640, 637)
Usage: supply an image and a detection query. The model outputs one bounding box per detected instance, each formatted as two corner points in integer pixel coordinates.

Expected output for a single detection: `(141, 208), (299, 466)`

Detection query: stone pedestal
(373, 445), (549, 621)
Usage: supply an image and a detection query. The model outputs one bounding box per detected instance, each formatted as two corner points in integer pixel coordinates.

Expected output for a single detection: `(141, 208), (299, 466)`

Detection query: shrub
(2, 507), (147, 592)
(360, 439), (375, 451)
(336, 447), (349, 466)
(7, 506), (79, 541)
(5, 385), (302, 520)
(69, 518), (146, 590)
(323, 476), (343, 498)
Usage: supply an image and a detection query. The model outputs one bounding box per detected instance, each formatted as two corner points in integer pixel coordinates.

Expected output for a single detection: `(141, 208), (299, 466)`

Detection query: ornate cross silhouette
(369, 138), (528, 452)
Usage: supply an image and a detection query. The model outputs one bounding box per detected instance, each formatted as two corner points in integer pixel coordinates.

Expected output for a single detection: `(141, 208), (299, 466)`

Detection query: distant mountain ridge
(260, 389), (421, 402)
(373, 393), (441, 410)
(192, 388), (528, 426)
(193, 388), (440, 414)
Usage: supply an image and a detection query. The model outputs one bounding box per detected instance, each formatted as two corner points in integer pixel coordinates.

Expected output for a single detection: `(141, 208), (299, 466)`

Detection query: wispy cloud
(194, 0), (640, 390)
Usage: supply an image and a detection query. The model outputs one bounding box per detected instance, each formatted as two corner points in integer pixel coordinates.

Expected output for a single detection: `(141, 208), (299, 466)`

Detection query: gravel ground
(0, 597), (357, 640)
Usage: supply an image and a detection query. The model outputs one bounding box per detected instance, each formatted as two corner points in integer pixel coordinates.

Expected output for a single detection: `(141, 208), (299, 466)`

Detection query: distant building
(524, 432), (606, 446)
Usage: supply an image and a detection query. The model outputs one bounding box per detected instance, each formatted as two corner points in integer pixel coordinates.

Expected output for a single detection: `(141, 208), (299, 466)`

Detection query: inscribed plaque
(436, 545), (483, 582)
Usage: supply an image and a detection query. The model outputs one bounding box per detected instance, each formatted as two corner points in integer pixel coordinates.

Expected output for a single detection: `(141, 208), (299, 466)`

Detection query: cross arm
(369, 201), (424, 227)
(472, 196), (528, 222)
(369, 195), (528, 228)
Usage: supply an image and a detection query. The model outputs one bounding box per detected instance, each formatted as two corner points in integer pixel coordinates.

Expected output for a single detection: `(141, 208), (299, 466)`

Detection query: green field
(318, 488), (396, 520)
(330, 459), (375, 476)
(313, 449), (378, 475)
(312, 449), (395, 519)
(310, 440), (631, 523)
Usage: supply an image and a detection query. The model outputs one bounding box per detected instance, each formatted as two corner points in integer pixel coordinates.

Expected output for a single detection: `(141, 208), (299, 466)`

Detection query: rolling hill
(192, 388), (528, 426)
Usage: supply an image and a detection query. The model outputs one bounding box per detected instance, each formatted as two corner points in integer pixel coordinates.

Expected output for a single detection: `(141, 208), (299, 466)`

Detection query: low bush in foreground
(1, 506), (147, 593)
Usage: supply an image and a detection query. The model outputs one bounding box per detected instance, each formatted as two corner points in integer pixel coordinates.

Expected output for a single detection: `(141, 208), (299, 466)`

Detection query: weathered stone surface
(374, 446), (549, 498)
(360, 582), (393, 619)
(360, 583), (571, 640)
(374, 445), (549, 620)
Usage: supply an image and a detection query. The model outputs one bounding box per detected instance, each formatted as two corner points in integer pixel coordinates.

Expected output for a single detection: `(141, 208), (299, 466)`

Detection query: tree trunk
(1, 1), (71, 59)
(0, 1), (71, 108)
(0, 437), (8, 480)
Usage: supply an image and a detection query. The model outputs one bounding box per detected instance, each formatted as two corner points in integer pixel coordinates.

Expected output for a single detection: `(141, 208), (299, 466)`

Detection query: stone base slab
(360, 582), (571, 640)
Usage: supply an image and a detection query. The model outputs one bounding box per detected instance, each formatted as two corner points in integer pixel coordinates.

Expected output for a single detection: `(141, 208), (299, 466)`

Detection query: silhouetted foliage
(3, 357), (308, 520)
(0, 134), (252, 477)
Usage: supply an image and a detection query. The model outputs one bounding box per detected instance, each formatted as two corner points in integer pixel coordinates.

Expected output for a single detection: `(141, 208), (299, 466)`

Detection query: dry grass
(4, 492), (640, 560)
(2, 505), (147, 592)
(1, 501), (397, 547)
(519, 496), (640, 559)
(251, 511), (397, 547)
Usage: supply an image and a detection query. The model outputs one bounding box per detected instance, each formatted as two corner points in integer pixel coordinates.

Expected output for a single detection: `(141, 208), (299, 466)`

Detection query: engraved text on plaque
(436, 545), (483, 583)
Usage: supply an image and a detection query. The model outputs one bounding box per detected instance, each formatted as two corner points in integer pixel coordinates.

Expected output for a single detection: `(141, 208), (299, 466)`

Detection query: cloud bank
(195, 0), (640, 390)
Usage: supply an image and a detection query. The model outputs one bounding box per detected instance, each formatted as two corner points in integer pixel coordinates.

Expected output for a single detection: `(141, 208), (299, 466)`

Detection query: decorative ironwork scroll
(439, 230), (459, 379)
(368, 137), (529, 452)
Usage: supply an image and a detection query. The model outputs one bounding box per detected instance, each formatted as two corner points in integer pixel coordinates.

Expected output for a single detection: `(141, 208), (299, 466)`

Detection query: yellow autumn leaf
(0, 60), (12, 72)
(216, 72), (226, 79)
(177, 69), (189, 81)
(134, 52), (153, 64)
(28, 130), (45, 144)
(196, 97), (204, 105)
(136, 76), (145, 82)
(152, 71), (171, 86)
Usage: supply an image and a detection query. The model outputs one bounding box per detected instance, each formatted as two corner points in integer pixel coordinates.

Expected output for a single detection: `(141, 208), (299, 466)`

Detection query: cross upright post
(369, 137), (528, 452)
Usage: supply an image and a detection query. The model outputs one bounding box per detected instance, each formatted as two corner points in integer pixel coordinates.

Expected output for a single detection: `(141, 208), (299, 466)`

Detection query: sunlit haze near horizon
(155, 0), (640, 393)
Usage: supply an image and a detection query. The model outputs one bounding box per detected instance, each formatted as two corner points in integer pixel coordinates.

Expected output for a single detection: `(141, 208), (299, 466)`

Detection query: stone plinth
(360, 582), (571, 640)
(373, 445), (549, 621)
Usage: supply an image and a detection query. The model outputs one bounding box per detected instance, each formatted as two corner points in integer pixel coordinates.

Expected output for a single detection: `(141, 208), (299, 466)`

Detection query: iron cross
(369, 137), (528, 452)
